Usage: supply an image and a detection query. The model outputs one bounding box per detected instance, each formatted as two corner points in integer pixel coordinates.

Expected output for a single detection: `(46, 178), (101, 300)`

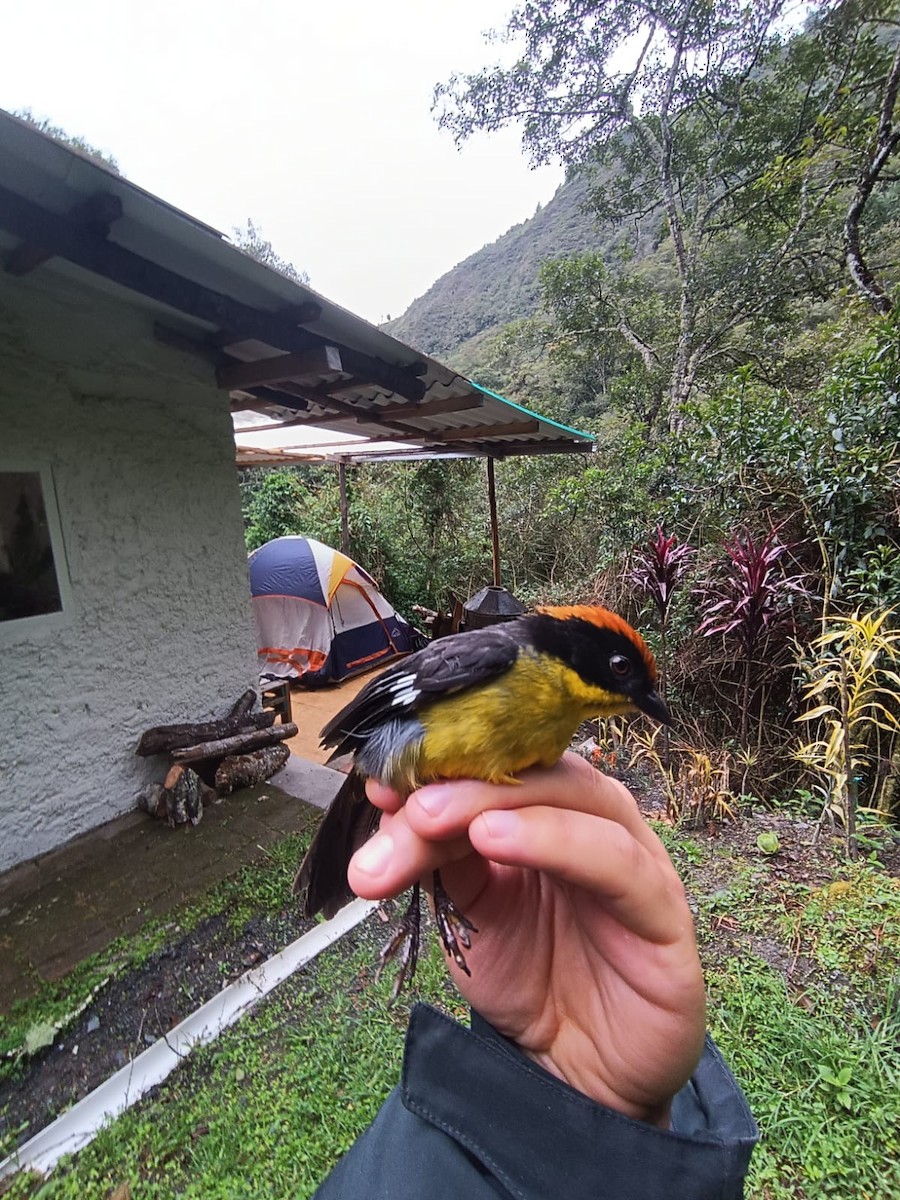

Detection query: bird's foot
(433, 872), (478, 976)
(376, 883), (421, 1004)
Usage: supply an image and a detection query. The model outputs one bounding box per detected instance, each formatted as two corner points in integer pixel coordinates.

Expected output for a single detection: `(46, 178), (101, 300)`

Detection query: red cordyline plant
(697, 529), (813, 748)
(629, 527), (695, 699)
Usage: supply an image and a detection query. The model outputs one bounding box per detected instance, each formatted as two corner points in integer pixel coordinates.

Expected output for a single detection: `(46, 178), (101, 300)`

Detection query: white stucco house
(0, 111), (594, 875)
(0, 120), (268, 871)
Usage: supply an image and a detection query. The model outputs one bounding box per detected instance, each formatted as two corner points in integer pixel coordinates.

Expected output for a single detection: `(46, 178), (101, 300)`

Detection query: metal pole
(487, 456), (501, 586)
(338, 460), (350, 555)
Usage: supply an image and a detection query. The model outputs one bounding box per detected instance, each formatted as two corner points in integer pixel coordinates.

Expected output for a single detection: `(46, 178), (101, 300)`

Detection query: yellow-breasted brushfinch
(294, 604), (670, 994)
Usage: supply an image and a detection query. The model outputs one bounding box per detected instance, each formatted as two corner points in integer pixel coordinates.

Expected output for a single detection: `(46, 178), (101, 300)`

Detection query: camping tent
(248, 536), (424, 685)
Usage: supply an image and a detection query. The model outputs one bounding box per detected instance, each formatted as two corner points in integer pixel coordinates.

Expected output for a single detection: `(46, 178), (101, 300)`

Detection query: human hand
(347, 752), (706, 1127)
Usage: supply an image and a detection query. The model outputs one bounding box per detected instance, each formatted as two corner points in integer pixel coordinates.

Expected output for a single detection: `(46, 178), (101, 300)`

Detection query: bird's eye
(609, 654), (632, 678)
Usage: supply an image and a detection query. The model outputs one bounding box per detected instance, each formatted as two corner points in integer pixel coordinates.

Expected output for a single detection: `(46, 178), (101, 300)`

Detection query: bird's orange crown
(536, 604), (658, 684)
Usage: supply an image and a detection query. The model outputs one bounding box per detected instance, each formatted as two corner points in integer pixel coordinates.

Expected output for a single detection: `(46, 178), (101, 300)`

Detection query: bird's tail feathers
(293, 772), (379, 919)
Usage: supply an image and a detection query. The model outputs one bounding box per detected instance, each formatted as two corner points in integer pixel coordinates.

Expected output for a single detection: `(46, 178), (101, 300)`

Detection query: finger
(468, 805), (687, 945)
(365, 778), (405, 814)
(406, 754), (668, 865)
(346, 805), (487, 900)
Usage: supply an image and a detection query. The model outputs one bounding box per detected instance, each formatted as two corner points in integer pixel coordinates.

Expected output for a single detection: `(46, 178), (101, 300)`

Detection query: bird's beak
(637, 689), (671, 726)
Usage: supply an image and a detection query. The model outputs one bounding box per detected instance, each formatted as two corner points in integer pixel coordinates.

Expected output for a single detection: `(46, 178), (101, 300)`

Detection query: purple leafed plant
(630, 527), (696, 622)
(697, 529), (812, 746)
(629, 527), (695, 702)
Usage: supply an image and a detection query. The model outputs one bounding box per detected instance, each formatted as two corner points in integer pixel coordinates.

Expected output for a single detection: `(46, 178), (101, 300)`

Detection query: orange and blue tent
(248, 536), (424, 685)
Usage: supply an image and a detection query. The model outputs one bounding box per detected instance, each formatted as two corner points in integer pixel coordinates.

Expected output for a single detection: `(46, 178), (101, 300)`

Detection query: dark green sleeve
(313, 1004), (758, 1200)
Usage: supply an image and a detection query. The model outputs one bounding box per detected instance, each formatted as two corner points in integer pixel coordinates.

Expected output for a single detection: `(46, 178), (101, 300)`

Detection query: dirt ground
(285, 671), (382, 765)
(0, 901), (320, 1158)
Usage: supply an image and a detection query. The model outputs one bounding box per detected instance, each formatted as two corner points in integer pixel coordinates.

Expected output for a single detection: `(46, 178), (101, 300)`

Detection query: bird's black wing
(320, 624), (522, 756)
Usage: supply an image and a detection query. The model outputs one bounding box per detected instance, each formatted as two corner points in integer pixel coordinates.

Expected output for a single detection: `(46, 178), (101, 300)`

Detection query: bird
(293, 604), (670, 997)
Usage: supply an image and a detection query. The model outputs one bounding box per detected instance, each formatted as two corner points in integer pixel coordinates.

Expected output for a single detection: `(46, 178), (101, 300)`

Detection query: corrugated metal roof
(0, 109), (595, 463)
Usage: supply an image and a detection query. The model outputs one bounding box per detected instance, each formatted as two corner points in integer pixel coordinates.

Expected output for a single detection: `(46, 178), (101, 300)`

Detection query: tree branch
(844, 40), (900, 315)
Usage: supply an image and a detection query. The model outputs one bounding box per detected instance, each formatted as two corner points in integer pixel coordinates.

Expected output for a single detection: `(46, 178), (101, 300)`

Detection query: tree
(840, 26), (900, 313)
(539, 252), (673, 426)
(231, 219), (309, 285)
(242, 469), (313, 550)
(436, 1), (900, 428)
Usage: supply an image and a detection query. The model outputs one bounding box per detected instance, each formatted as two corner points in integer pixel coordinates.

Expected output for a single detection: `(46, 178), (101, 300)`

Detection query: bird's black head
(523, 604), (671, 725)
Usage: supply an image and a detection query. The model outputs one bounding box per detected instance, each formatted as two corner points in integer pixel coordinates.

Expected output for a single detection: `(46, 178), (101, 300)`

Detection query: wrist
(520, 1047), (674, 1129)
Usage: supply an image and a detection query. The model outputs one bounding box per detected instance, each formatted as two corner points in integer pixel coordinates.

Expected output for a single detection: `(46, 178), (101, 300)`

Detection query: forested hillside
(381, 174), (650, 359)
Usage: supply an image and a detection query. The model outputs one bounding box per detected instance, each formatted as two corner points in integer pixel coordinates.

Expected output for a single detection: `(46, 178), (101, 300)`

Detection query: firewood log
(170, 722), (297, 764)
(140, 765), (215, 826)
(136, 709), (275, 756)
(215, 744), (290, 796)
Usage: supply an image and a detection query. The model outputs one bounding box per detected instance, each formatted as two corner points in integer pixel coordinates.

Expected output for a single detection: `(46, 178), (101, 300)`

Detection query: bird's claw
(433, 878), (478, 976)
(376, 886), (421, 1004)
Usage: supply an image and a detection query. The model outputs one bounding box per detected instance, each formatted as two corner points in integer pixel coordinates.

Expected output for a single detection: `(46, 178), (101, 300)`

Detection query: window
(0, 466), (70, 629)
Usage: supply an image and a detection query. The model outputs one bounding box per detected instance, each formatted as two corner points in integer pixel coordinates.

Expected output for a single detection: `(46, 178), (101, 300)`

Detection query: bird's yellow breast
(397, 647), (635, 791)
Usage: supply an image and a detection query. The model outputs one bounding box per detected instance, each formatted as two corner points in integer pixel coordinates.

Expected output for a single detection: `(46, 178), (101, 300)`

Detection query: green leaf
(757, 832), (780, 855)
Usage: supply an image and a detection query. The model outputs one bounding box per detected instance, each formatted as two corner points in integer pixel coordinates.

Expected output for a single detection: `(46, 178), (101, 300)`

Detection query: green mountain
(383, 175), (641, 362)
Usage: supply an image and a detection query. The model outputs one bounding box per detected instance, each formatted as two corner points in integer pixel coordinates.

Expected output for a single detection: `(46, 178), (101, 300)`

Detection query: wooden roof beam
(236, 445), (342, 465)
(248, 392), (484, 431)
(478, 439), (595, 457)
(324, 346), (426, 401)
(0, 187), (425, 400)
(5, 191), (123, 277)
(260, 376), (374, 407)
(217, 346), (426, 403)
(216, 345), (343, 389)
(266, 381), (371, 421)
(241, 386), (310, 413)
(263, 382), (437, 439)
(212, 301), (323, 347)
(420, 420), (540, 443)
(0, 184), (323, 349)
(344, 446), (490, 461)
(324, 377), (374, 397)
(365, 394), (484, 421)
(343, 438), (594, 461)
(274, 300), (323, 326)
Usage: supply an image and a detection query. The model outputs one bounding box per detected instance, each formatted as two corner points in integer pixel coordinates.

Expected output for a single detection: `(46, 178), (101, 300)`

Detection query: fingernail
(416, 786), (451, 816)
(354, 834), (394, 877)
(480, 810), (520, 839)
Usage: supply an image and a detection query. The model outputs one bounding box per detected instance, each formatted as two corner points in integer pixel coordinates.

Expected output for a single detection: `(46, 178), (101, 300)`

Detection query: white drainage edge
(0, 897), (378, 1181)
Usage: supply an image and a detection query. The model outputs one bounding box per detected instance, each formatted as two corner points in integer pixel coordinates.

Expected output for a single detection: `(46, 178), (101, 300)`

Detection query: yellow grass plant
(795, 609), (900, 857)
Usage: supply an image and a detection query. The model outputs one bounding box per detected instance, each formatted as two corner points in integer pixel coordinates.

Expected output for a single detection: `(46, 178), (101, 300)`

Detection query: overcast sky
(0, 0), (563, 324)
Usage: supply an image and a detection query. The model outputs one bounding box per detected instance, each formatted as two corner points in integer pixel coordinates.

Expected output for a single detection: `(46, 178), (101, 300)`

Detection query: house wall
(0, 266), (260, 872)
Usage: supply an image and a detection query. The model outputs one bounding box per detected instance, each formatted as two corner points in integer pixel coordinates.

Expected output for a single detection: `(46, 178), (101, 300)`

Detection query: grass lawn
(2, 805), (899, 1199)
(3, 920), (461, 1200)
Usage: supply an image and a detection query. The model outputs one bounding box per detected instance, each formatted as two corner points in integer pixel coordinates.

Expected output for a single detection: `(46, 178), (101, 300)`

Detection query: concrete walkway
(284, 670), (377, 765)
(0, 755), (343, 1015)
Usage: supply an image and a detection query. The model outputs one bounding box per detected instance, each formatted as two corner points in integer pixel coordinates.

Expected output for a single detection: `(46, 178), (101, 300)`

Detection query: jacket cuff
(402, 1004), (758, 1200)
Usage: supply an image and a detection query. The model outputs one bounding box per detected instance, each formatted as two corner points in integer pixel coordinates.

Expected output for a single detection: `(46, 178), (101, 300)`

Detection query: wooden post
(338, 460), (351, 555)
(487, 456), (501, 587)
